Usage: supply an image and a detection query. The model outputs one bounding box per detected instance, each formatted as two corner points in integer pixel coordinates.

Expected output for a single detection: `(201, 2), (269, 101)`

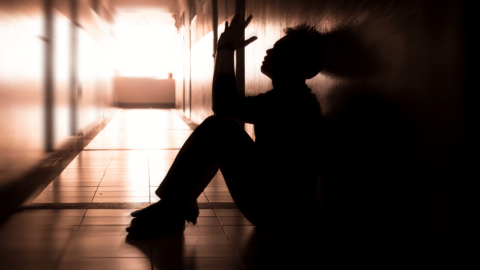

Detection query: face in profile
(261, 35), (295, 79)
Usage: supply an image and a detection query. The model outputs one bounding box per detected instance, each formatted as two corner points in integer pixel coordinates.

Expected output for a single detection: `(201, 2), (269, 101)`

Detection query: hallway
(0, 109), (268, 270)
(0, 0), (473, 268)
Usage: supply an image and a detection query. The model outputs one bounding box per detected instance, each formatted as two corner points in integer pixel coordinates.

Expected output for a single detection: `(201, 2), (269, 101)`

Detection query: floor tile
(52, 178), (102, 182)
(57, 258), (151, 270)
(85, 209), (139, 217)
(101, 176), (149, 181)
(214, 209), (244, 217)
(97, 186), (149, 191)
(183, 225), (225, 235)
(195, 217), (221, 226)
(36, 191), (95, 197)
(95, 191), (149, 196)
(204, 187), (229, 192)
(32, 196), (93, 203)
(223, 226), (257, 235)
(153, 245), (237, 258)
(153, 257), (243, 270)
(62, 168), (107, 172)
(183, 234), (231, 245)
(0, 226), (78, 263)
(218, 216), (253, 226)
(3, 215), (83, 226)
(81, 216), (133, 225)
(58, 172), (106, 178)
(92, 196), (150, 202)
(18, 209), (86, 217)
(63, 233), (150, 258)
(199, 209), (216, 217)
(42, 186), (98, 192)
(98, 181), (149, 187)
(204, 191), (232, 196)
(207, 197), (234, 202)
(77, 225), (129, 234)
(47, 181), (100, 187)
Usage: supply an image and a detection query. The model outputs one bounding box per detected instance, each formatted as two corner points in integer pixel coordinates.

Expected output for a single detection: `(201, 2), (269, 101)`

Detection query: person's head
(261, 24), (323, 82)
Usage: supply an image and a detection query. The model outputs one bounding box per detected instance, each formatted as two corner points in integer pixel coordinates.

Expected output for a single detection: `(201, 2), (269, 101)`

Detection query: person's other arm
(211, 32), (236, 116)
(212, 14), (257, 121)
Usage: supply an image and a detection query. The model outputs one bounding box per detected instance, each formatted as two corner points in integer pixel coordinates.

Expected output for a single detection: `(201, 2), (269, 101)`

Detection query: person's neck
(272, 77), (307, 90)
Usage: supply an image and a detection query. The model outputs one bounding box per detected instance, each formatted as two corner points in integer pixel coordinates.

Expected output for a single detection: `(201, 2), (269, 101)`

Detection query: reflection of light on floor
(32, 109), (229, 203)
(113, 21), (176, 79)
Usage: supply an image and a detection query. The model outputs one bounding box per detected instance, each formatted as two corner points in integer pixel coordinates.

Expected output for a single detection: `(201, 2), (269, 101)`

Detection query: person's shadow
(321, 24), (377, 78)
(314, 25), (419, 263)
(126, 233), (190, 269)
(126, 225), (329, 270)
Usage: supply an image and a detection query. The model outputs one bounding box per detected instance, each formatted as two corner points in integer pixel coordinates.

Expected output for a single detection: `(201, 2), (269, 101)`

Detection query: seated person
(127, 14), (325, 237)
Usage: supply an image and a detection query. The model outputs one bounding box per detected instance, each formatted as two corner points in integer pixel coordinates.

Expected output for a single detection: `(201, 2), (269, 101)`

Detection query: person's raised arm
(212, 14), (257, 116)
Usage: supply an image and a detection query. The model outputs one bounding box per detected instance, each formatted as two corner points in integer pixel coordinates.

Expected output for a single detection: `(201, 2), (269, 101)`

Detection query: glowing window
(113, 12), (176, 79)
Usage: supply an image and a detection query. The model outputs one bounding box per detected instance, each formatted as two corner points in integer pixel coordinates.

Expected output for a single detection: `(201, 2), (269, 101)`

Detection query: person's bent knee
(200, 115), (240, 132)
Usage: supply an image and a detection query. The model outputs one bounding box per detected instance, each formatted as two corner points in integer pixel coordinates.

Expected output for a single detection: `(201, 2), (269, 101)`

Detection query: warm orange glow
(113, 22), (176, 79)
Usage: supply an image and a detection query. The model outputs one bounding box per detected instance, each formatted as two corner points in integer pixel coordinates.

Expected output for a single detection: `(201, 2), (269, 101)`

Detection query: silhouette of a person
(127, 14), (325, 237)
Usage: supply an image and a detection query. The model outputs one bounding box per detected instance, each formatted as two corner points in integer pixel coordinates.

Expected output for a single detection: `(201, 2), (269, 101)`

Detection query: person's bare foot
(131, 200), (199, 224)
(126, 215), (186, 238)
(130, 201), (168, 218)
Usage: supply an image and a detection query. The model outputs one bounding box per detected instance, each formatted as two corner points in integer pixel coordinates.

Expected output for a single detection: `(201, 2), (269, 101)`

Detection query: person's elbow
(212, 96), (238, 116)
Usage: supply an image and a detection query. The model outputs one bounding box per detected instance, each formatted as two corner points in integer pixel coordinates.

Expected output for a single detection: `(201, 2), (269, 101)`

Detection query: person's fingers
(235, 36), (258, 49)
(244, 36), (258, 47)
(244, 15), (253, 28)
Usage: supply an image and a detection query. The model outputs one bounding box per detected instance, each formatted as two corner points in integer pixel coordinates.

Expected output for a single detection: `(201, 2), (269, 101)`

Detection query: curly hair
(283, 23), (324, 79)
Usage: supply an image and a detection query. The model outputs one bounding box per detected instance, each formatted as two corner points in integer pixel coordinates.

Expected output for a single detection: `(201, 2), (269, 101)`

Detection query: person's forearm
(212, 44), (239, 115)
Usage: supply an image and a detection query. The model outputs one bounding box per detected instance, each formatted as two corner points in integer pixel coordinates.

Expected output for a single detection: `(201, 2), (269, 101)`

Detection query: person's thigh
(207, 118), (275, 226)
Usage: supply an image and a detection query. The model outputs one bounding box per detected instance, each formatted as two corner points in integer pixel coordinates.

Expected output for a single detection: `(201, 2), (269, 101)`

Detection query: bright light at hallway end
(113, 10), (176, 79)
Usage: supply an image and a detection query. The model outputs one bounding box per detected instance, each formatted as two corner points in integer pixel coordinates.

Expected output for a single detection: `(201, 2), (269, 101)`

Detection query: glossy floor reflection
(1, 209), (327, 269)
(32, 109), (232, 204)
(0, 109), (327, 269)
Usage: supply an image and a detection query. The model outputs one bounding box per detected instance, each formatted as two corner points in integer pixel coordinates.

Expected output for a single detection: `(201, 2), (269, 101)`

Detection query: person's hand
(218, 14), (257, 51)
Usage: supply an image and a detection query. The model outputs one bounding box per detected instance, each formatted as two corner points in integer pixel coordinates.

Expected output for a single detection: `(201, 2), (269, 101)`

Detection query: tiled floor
(0, 109), (327, 269)
(32, 110), (233, 204)
(0, 209), (259, 269)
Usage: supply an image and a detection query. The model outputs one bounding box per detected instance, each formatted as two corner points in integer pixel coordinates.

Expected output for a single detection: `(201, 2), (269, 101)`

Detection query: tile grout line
(90, 148), (117, 203)
(215, 209), (248, 270)
(52, 209), (86, 270)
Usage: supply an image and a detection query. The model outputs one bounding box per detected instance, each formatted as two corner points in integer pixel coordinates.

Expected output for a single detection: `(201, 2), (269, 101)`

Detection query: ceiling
(110, 0), (178, 13)
(110, 0), (179, 26)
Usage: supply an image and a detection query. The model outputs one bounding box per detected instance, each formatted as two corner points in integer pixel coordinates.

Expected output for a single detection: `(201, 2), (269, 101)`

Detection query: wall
(249, 0), (465, 241)
(0, 0), (115, 191)
(114, 77), (175, 106)
(178, 0), (467, 241)
(0, 0), (45, 189)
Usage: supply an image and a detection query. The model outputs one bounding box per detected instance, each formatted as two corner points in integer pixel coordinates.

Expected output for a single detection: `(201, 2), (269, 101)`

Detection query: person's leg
(131, 115), (271, 226)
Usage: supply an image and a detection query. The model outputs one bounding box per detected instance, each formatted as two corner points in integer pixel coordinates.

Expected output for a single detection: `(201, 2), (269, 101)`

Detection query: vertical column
(44, 0), (54, 152)
(212, 0), (218, 57)
(181, 12), (186, 113)
(70, 0), (78, 136)
(235, 0), (245, 129)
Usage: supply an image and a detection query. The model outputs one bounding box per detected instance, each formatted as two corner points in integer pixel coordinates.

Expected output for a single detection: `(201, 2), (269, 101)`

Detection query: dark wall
(244, 0), (464, 241)
(181, 0), (466, 243)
